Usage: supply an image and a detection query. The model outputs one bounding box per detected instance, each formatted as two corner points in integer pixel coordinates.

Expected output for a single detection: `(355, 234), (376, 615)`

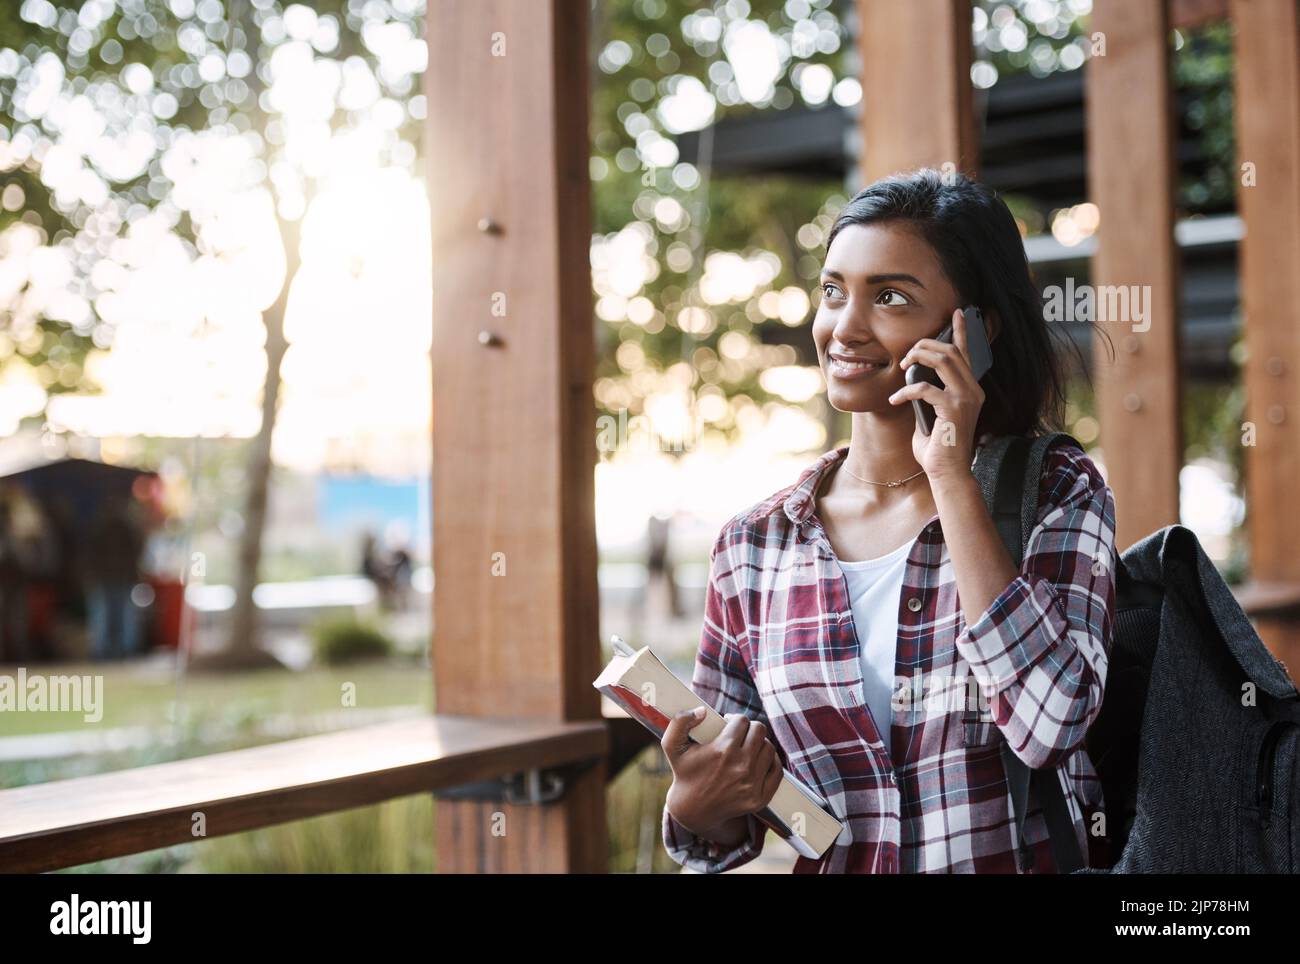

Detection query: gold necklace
(839, 462), (926, 489)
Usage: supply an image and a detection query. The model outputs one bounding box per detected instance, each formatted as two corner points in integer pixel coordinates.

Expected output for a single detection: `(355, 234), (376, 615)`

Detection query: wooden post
(1084, 0), (1183, 552)
(1231, 0), (1300, 672)
(856, 0), (978, 181)
(426, 0), (604, 872)
(1171, 0), (1229, 29)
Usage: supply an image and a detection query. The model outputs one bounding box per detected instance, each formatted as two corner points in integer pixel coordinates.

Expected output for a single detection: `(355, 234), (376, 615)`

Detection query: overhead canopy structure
(674, 65), (1241, 378)
(675, 70), (1226, 213)
(0, 456), (161, 531)
(0, 456), (164, 620)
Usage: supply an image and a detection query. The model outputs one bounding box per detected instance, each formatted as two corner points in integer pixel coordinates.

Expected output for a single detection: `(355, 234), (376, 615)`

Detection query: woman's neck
(841, 409), (923, 486)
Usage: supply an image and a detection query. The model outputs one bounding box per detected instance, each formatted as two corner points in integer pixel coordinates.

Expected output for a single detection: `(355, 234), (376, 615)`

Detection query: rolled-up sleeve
(955, 441), (1117, 771)
(662, 528), (771, 873)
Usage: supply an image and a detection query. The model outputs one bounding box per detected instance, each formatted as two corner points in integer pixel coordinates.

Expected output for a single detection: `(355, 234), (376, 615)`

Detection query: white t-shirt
(838, 537), (913, 756)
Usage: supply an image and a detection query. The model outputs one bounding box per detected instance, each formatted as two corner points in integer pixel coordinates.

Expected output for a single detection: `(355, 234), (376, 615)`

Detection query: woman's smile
(827, 350), (892, 381)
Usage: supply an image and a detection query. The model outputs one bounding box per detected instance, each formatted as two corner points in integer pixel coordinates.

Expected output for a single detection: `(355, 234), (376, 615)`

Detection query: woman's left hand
(888, 307), (985, 484)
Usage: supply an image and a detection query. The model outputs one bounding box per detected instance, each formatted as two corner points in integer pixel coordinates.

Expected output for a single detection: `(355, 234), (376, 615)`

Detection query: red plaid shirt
(663, 435), (1117, 873)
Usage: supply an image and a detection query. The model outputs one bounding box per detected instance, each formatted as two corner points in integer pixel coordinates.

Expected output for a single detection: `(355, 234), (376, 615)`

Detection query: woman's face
(812, 221), (961, 415)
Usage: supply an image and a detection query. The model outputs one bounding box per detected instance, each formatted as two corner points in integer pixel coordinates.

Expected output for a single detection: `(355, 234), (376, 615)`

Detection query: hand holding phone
(904, 305), (994, 436)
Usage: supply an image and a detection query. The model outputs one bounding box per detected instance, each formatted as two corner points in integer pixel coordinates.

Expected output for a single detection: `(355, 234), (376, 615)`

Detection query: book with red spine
(594, 637), (844, 860)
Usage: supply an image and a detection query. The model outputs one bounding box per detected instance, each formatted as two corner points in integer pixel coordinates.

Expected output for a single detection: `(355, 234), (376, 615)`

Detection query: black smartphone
(905, 305), (994, 436)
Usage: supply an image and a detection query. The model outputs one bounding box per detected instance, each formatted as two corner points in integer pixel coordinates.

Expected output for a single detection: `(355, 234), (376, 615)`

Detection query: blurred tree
(589, 0), (851, 458)
(0, 0), (425, 668)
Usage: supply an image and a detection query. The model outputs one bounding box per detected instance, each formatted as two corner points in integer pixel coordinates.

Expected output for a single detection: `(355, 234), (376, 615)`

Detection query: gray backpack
(974, 431), (1300, 873)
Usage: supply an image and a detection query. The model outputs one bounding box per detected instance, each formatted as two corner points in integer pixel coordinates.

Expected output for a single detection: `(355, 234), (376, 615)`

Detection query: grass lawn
(1, 658), (434, 737)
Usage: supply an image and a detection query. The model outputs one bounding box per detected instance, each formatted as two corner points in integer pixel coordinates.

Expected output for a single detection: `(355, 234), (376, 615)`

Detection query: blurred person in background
(0, 487), (29, 663)
(360, 530), (395, 610)
(14, 489), (59, 662)
(388, 540), (413, 612)
(83, 490), (146, 661)
(0, 483), (59, 663)
(645, 511), (681, 621)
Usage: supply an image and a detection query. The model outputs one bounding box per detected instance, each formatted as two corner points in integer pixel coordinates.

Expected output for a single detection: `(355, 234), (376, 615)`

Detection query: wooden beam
(856, 0), (978, 181)
(0, 716), (608, 874)
(1171, 0), (1230, 29)
(1084, 0), (1183, 552)
(426, 0), (603, 871)
(1231, 0), (1300, 671)
(1233, 580), (1300, 621)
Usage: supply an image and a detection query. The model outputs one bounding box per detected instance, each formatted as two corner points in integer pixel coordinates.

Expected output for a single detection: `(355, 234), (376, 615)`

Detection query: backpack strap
(977, 432), (1086, 874)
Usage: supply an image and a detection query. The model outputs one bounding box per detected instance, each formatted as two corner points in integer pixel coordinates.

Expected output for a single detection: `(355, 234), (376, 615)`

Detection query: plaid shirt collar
(781, 446), (847, 525)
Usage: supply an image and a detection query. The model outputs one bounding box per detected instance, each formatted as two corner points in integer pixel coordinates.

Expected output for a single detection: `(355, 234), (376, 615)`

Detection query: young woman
(660, 168), (1118, 873)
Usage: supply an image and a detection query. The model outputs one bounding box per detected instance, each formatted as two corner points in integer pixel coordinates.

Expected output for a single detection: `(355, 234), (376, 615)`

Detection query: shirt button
(907, 597), (922, 612)
(889, 772), (897, 785)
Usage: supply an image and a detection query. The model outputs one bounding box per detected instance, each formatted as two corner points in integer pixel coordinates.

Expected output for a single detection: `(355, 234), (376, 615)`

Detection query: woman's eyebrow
(819, 269), (926, 289)
(865, 272), (926, 288)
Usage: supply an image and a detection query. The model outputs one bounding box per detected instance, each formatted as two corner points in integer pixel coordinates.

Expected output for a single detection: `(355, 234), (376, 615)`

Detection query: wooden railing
(0, 713), (654, 874)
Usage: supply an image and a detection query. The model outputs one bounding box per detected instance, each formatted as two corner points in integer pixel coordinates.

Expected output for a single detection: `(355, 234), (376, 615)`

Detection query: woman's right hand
(661, 707), (784, 838)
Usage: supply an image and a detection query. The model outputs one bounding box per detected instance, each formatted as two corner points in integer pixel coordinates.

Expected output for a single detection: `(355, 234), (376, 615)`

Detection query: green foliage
(47, 794), (434, 873)
(198, 794), (433, 873)
(975, 3), (1235, 218)
(605, 745), (684, 873)
(310, 613), (395, 665)
(1173, 20), (1236, 214)
(590, 0), (849, 448)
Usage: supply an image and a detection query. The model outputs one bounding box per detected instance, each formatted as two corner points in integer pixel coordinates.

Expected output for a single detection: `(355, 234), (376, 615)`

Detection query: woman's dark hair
(825, 167), (1098, 439)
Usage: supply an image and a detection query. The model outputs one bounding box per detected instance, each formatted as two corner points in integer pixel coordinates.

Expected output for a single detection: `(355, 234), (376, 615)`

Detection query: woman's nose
(831, 300), (872, 345)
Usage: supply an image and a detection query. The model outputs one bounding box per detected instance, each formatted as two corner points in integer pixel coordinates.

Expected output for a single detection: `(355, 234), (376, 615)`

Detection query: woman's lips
(827, 355), (889, 380)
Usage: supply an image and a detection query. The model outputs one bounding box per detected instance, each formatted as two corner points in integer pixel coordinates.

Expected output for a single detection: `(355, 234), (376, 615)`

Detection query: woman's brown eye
(878, 289), (909, 306)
